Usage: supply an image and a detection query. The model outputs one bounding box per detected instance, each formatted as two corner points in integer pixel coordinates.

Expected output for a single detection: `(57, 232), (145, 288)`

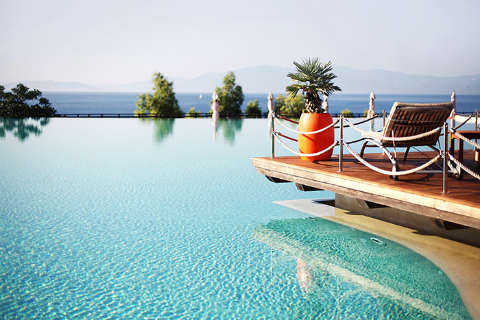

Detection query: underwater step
(253, 217), (471, 320)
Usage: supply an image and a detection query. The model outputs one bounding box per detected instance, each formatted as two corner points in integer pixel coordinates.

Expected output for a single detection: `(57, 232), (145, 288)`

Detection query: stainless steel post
(476, 110), (479, 162)
(476, 109), (478, 131)
(339, 115), (344, 172)
(271, 114), (275, 159)
(443, 122), (448, 194)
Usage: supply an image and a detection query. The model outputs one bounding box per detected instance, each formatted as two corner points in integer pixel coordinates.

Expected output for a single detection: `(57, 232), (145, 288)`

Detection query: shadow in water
(138, 118), (175, 144)
(218, 118), (243, 144)
(252, 217), (469, 319)
(0, 118), (50, 142)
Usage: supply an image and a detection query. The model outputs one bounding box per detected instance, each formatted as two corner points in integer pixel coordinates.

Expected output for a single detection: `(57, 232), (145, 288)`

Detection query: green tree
(340, 109), (354, 118)
(244, 100), (261, 118)
(135, 73), (183, 117)
(0, 84), (56, 117)
(275, 94), (305, 118)
(362, 108), (369, 117)
(186, 107), (201, 118)
(214, 72), (244, 117)
(286, 58), (341, 113)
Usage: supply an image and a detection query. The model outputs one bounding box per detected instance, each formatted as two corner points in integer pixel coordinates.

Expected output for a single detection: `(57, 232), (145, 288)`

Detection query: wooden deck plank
(252, 151), (480, 229)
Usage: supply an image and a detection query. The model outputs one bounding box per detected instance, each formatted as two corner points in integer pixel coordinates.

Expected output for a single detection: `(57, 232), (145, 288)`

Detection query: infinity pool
(0, 118), (470, 319)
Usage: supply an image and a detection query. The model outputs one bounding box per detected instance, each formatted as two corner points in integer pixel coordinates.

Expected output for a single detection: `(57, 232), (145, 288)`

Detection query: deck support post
(271, 114), (275, 159)
(339, 115), (344, 172)
(443, 122), (448, 194)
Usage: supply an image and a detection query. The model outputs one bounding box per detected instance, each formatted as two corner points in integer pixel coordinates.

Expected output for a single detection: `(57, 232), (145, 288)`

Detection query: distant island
(6, 66), (480, 95)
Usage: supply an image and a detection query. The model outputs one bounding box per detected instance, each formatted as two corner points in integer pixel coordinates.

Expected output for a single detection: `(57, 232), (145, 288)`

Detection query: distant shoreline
(41, 92), (480, 115)
(41, 91), (480, 96)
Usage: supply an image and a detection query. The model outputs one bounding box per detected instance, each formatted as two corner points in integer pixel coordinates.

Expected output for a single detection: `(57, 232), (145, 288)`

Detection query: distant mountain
(166, 66), (480, 94)
(5, 66), (480, 94)
(172, 65), (292, 93)
(334, 66), (480, 95)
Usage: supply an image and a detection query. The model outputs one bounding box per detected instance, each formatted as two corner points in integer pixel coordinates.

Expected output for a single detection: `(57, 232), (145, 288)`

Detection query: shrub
(275, 94), (305, 118)
(186, 107), (201, 118)
(340, 109), (354, 118)
(244, 100), (262, 118)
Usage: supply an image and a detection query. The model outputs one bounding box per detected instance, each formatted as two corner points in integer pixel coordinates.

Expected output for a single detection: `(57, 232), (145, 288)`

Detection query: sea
(43, 92), (480, 115)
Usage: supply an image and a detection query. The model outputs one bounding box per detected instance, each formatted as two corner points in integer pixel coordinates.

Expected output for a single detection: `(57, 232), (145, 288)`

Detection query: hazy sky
(1, 0), (479, 84)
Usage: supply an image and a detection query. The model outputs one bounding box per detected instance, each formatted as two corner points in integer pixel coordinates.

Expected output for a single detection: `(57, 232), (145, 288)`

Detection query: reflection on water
(253, 217), (470, 319)
(138, 118), (175, 144)
(137, 118), (244, 145)
(0, 118), (50, 142)
(153, 119), (175, 143)
(212, 116), (218, 140)
(218, 119), (243, 144)
(296, 258), (313, 293)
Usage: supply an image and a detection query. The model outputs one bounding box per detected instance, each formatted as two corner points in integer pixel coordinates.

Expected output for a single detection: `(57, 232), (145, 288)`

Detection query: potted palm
(287, 58), (341, 161)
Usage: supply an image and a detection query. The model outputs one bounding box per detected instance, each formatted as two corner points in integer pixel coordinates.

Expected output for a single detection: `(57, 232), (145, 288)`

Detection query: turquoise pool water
(0, 118), (471, 319)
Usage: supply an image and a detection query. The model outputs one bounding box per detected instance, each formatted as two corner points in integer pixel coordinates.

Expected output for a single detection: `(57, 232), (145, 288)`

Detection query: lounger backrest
(382, 102), (453, 147)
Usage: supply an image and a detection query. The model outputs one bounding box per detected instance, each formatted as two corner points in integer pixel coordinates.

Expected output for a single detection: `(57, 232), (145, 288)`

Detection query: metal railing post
(476, 110), (479, 162)
(271, 114), (275, 159)
(443, 122), (448, 194)
(339, 115), (344, 172)
(476, 109), (478, 131)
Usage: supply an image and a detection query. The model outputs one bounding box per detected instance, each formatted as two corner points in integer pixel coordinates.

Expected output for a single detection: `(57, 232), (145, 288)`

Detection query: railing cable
(273, 131), (338, 157)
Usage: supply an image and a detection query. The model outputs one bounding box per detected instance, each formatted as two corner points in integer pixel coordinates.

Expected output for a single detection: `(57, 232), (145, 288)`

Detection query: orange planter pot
(298, 113), (334, 161)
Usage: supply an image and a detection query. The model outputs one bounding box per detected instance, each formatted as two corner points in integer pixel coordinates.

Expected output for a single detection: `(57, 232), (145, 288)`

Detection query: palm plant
(286, 58), (341, 113)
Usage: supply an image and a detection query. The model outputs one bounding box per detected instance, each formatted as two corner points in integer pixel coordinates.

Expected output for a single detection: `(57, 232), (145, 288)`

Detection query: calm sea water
(43, 92), (480, 114)
(0, 118), (470, 319)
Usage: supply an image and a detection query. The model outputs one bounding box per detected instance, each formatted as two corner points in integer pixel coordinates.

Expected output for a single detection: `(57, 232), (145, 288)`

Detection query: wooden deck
(252, 151), (480, 229)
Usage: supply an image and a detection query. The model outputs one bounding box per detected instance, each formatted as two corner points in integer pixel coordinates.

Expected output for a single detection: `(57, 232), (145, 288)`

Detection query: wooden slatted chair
(357, 102), (453, 178)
